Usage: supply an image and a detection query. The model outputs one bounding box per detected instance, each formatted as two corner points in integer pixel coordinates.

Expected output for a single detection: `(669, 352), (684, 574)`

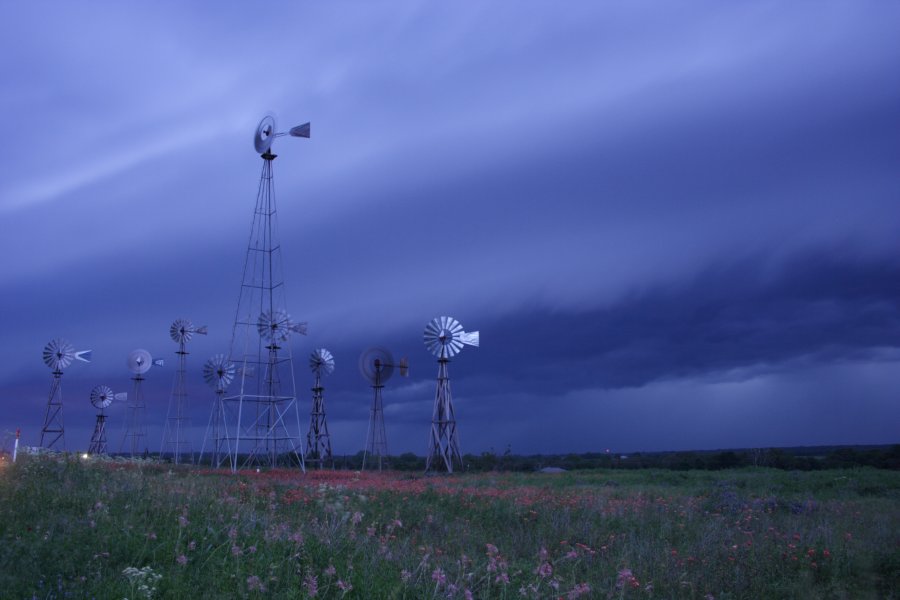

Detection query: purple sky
(1, 2), (899, 456)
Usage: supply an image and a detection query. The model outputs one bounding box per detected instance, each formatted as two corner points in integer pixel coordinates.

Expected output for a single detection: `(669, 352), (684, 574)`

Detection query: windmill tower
(424, 316), (479, 473)
(161, 319), (206, 464)
(359, 348), (408, 471)
(87, 385), (125, 455)
(306, 348), (335, 469)
(121, 349), (163, 458)
(40, 339), (91, 451)
(223, 115), (311, 472)
(200, 354), (236, 467)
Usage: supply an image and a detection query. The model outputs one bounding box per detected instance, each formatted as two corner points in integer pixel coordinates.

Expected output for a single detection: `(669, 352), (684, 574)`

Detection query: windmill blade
(399, 357), (409, 377)
(75, 350), (92, 363)
(152, 358), (165, 367)
(114, 392), (128, 402)
(194, 325), (208, 335)
(289, 321), (308, 336)
(459, 331), (479, 347)
(289, 123), (311, 138)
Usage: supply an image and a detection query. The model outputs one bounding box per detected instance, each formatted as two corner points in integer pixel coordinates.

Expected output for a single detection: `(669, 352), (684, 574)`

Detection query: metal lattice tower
(121, 349), (163, 458)
(360, 348), (408, 471)
(223, 115), (311, 472)
(88, 385), (121, 455)
(162, 319), (206, 464)
(306, 349), (335, 469)
(424, 316), (479, 473)
(200, 354), (236, 467)
(40, 339), (91, 451)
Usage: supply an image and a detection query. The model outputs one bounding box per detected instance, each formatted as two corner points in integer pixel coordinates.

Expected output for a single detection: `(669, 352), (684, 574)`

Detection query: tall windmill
(121, 349), (163, 458)
(359, 347), (408, 471)
(424, 316), (479, 473)
(306, 348), (335, 469)
(200, 354), (236, 468)
(40, 339), (91, 451)
(161, 319), (206, 464)
(87, 385), (125, 455)
(223, 115), (311, 472)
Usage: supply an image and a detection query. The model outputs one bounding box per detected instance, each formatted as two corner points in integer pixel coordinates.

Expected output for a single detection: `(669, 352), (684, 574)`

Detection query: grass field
(0, 455), (898, 599)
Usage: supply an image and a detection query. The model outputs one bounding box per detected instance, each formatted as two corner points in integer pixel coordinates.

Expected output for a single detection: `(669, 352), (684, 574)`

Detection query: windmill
(87, 385), (126, 455)
(40, 339), (91, 451)
(424, 316), (479, 473)
(121, 349), (164, 458)
(223, 115), (310, 472)
(359, 347), (408, 471)
(305, 348), (335, 469)
(200, 354), (236, 468)
(161, 319), (206, 464)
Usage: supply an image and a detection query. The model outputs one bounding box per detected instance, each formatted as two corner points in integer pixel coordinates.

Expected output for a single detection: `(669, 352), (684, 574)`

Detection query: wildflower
(616, 568), (639, 590)
(431, 567), (446, 585)
(325, 565), (336, 577)
(536, 562), (553, 578)
(304, 573), (318, 597)
(486, 543), (499, 556)
(400, 569), (412, 583)
(495, 572), (510, 585)
(228, 527), (238, 540)
(188, 540), (196, 551)
(231, 545), (242, 556)
(351, 511), (363, 525)
(247, 575), (266, 593)
(176, 554), (187, 565)
(247, 545), (257, 554)
(337, 580), (352, 592)
(147, 532), (157, 540)
(464, 590), (474, 600)
(566, 583), (591, 600)
(366, 526), (376, 537)
(178, 515), (189, 528)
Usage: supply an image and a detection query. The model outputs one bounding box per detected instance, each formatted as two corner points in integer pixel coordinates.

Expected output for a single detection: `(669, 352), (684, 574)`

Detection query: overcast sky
(1, 2), (898, 457)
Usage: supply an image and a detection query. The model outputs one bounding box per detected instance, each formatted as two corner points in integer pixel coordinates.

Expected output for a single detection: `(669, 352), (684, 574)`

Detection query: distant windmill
(121, 349), (163, 458)
(87, 385), (126, 455)
(40, 339), (91, 451)
(306, 348), (335, 469)
(424, 316), (479, 473)
(200, 353), (236, 468)
(223, 114), (311, 472)
(161, 319), (206, 464)
(359, 347), (408, 471)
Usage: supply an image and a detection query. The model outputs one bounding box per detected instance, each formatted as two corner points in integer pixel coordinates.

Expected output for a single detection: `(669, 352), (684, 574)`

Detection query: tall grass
(0, 455), (897, 598)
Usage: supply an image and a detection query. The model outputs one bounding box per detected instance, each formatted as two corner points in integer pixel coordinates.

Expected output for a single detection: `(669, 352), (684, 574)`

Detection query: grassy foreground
(0, 456), (898, 599)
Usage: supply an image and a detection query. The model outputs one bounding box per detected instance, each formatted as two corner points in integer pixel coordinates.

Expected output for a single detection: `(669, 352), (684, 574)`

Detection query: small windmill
(306, 348), (335, 469)
(40, 339), (91, 451)
(88, 385), (126, 455)
(121, 349), (164, 458)
(359, 347), (408, 471)
(200, 353), (236, 468)
(161, 319), (207, 464)
(424, 316), (479, 473)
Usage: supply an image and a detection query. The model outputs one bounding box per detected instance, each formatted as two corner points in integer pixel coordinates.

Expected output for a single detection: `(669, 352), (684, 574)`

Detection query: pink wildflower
(536, 562), (553, 578)
(231, 545), (242, 556)
(247, 575), (266, 592)
(351, 511), (363, 525)
(324, 565), (336, 577)
(178, 515), (189, 528)
(431, 567), (446, 585)
(188, 540), (196, 551)
(304, 573), (318, 597)
(495, 572), (510, 585)
(366, 526), (376, 537)
(486, 543), (499, 556)
(337, 580), (352, 592)
(567, 583), (591, 599)
(176, 554), (187, 565)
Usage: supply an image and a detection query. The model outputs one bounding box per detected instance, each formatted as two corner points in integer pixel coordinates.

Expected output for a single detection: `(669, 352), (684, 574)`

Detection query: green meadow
(0, 455), (897, 599)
